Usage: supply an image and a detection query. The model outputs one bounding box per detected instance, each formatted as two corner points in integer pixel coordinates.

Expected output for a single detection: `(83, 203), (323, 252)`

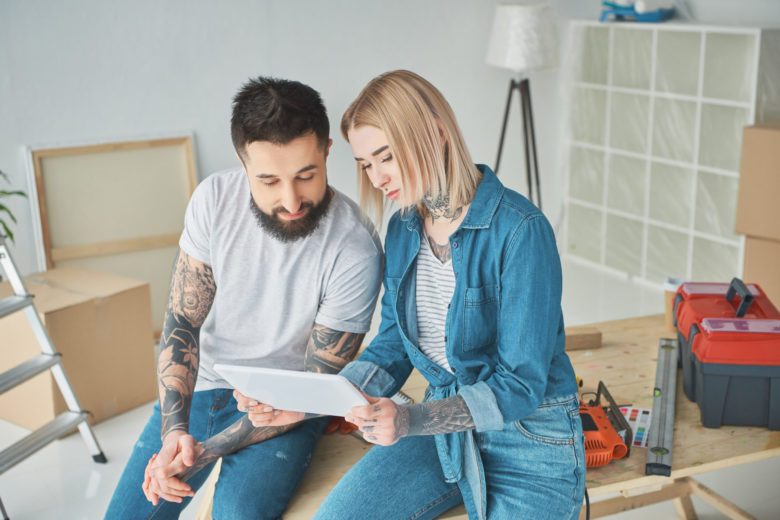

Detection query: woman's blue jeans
(314, 394), (585, 520)
(104, 389), (328, 520)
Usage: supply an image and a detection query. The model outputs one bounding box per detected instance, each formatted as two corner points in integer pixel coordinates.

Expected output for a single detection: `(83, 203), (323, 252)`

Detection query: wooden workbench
(198, 315), (780, 519)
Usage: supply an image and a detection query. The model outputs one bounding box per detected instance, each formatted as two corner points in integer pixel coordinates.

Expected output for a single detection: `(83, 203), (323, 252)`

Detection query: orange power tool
(580, 381), (632, 468)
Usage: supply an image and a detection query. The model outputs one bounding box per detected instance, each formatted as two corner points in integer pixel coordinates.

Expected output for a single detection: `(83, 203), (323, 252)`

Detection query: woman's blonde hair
(341, 70), (482, 223)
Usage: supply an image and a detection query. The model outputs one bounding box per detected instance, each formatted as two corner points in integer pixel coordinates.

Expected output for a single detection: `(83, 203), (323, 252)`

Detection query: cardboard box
(743, 236), (780, 309)
(735, 120), (780, 242)
(0, 267), (156, 429)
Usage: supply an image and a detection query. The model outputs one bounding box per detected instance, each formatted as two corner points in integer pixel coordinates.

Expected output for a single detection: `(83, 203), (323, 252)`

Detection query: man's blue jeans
(104, 389), (328, 520)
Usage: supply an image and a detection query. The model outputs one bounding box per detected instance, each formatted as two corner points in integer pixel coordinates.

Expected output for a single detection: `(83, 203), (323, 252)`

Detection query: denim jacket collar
(399, 164), (503, 231)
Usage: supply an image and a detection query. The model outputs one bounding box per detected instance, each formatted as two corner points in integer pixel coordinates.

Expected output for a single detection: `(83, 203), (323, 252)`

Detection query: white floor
(1, 260), (778, 519)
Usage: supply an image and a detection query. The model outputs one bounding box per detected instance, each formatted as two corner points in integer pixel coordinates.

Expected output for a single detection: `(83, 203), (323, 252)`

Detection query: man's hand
(141, 431), (199, 505)
(346, 395), (409, 446)
(233, 390), (305, 427)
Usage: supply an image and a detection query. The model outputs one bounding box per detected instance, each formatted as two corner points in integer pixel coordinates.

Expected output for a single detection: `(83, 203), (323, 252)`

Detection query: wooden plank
(673, 494), (698, 520)
(31, 136), (191, 158)
(687, 478), (756, 520)
(50, 233), (180, 262)
(195, 458), (220, 520)
(32, 152), (54, 270)
(182, 136), (198, 193)
(579, 479), (692, 518)
(565, 325), (602, 350)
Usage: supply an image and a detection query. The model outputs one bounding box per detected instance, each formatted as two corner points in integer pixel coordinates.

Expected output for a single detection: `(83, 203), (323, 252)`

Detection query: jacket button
(452, 242), (458, 248)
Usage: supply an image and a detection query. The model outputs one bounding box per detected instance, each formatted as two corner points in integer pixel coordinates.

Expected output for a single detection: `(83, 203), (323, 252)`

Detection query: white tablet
(213, 364), (368, 417)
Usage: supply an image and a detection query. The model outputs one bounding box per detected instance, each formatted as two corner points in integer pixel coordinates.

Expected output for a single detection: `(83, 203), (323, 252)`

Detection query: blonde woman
(312, 70), (585, 519)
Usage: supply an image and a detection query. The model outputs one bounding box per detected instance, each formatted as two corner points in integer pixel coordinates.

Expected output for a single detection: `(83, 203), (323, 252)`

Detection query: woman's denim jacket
(340, 165), (578, 519)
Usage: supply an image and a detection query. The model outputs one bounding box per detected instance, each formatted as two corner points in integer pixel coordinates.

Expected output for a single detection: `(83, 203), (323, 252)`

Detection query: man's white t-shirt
(179, 167), (383, 392)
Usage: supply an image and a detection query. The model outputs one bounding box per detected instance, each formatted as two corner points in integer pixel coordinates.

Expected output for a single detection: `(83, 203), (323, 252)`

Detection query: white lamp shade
(486, 3), (558, 72)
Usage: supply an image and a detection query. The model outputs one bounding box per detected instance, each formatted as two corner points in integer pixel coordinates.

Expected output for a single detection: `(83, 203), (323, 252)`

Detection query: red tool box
(674, 278), (780, 429)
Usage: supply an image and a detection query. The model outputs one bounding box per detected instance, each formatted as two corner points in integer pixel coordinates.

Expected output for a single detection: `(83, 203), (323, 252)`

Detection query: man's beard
(249, 189), (333, 243)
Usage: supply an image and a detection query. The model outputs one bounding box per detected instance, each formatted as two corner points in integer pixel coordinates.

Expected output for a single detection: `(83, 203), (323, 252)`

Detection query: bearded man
(105, 76), (382, 520)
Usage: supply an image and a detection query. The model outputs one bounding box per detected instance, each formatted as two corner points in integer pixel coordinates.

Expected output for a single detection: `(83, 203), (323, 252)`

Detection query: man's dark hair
(231, 76), (330, 160)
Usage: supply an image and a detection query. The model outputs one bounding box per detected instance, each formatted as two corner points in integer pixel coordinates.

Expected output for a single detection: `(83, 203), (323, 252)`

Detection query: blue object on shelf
(600, 3), (676, 23)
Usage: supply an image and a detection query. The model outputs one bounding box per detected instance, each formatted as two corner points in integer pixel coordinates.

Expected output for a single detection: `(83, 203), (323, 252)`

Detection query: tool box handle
(725, 277), (754, 317)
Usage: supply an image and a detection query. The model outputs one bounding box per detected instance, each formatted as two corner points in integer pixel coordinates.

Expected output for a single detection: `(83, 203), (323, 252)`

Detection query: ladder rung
(0, 354), (61, 395)
(0, 411), (88, 475)
(0, 295), (33, 320)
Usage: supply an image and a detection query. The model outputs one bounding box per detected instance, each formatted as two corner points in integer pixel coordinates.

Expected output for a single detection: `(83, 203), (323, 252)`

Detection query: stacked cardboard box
(736, 120), (780, 306)
(0, 267), (156, 429)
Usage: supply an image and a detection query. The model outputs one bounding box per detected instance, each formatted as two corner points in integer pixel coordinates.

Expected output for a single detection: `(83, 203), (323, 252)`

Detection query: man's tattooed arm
(304, 324), (364, 374)
(395, 395), (476, 439)
(181, 325), (364, 468)
(158, 250), (215, 440)
(301, 324), (364, 419)
(179, 419), (296, 481)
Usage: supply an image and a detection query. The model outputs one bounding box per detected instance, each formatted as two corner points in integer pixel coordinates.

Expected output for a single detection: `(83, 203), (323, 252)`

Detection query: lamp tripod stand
(494, 76), (542, 210)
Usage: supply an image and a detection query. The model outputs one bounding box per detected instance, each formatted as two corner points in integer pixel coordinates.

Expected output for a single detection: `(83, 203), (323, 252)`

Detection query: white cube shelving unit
(563, 21), (780, 285)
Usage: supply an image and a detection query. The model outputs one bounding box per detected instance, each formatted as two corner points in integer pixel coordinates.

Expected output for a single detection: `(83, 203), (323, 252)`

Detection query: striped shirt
(415, 232), (456, 372)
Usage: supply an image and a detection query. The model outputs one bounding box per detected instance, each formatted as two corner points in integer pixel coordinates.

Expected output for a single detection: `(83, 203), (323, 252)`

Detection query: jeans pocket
(513, 398), (578, 446)
(462, 285), (498, 351)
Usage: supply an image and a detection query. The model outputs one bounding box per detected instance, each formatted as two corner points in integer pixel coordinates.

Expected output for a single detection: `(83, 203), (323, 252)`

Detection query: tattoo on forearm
(404, 395), (475, 436)
(426, 235), (452, 263)
(180, 417), (294, 481)
(158, 251), (216, 439)
(304, 325), (363, 374)
(168, 250), (215, 325)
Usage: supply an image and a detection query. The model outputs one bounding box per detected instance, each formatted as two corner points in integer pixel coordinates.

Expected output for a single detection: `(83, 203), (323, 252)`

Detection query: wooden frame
(27, 136), (198, 333)
(30, 137), (196, 269)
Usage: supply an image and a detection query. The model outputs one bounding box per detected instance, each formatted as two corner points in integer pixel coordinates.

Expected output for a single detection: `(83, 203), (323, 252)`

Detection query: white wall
(1, 0), (779, 276)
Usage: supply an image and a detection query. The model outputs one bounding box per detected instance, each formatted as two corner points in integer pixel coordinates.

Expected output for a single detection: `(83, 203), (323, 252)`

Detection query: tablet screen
(213, 364), (368, 417)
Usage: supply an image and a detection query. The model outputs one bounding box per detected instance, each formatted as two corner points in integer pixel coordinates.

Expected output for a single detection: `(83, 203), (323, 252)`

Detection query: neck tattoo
(423, 191), (462, 224)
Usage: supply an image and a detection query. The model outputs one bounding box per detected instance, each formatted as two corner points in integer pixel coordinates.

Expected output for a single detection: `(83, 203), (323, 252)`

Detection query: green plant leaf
(0, 190), (27, 198)
(0, 204), (18, 223)
(0, 219), (14, 243)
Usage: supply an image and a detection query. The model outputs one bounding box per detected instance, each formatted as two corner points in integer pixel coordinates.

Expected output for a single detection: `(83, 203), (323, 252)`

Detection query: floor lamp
(486, 3), (558, 210)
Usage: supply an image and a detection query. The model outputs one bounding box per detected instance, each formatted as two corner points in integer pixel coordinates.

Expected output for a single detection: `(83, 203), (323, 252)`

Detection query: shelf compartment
(645, 225), (689, 283)
(567, 203), (603, 264)
(607, 154), (647, 216)
(568, 146), (605, 205)
(605, 214), (643, 276)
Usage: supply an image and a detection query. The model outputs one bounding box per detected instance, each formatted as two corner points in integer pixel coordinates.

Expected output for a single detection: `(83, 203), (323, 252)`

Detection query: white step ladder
(0, 236), (106, 519)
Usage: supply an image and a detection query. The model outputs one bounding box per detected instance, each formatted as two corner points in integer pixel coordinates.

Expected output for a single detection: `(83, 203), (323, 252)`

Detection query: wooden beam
(565, 326), (602, 350)
(50, 233), (180, 262)
(673, 494), (698, 520)
(579, 479), (692, 519)
(687, 478), (756, 520)
(31, 137), (191, 159)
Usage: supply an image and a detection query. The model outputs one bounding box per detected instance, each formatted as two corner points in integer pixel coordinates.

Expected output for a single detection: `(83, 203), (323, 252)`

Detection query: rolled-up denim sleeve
(458, 381), (505, 432)
(340, 360), (398, 396)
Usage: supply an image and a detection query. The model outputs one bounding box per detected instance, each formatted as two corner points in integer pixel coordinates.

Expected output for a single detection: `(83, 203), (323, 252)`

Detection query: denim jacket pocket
(512, 398), (578, 446)
(462, 285), (499, 352)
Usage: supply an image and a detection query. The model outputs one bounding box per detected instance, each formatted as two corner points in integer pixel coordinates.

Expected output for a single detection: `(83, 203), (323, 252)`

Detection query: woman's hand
(233, 390), (305, 427)
(346, 395), (410, 446)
